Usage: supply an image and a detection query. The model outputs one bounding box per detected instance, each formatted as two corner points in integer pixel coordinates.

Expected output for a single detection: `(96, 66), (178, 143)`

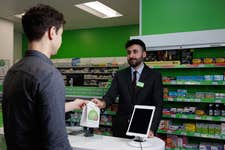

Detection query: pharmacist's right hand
(91, 98), (106, 109)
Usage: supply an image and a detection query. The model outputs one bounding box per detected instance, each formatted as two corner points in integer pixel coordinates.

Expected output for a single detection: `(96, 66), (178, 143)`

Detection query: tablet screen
(128, 108), (153, 134)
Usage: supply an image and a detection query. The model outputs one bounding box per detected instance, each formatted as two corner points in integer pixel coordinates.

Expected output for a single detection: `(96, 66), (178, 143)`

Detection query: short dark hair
(22, 4), (65, 42)
(125, 39), (146, 51)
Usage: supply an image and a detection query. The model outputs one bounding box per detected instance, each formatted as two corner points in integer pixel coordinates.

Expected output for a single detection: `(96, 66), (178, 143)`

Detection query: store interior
(1, 0), (225, 149)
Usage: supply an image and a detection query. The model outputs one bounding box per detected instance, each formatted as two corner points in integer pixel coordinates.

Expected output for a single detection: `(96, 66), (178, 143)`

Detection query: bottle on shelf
(208, 104), (214, 116)
(214, 104), (221, 116)
(221, 104), (225, 116)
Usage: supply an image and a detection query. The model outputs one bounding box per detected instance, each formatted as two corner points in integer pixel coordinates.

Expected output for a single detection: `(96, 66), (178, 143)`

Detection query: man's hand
(148, 131), (154, 138)
(65, 99), (89, 112)
(91, 98), (106, 109)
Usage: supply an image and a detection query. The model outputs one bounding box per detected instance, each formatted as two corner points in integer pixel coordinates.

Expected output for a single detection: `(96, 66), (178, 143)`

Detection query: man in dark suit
(92, 39), (163, 138)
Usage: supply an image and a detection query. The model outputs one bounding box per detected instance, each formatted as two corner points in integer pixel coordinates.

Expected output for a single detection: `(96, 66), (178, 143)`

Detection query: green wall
(142, 0), (225, 35)
(22, 25), (139, 58)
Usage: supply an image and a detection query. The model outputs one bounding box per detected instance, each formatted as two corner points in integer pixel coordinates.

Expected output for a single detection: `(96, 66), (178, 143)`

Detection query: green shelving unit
(166, 148), (196, 150)
(163, 80), (225, 86)
(157, 129), (225, 140)
(164, 98), (225, 103)
(149, 63), (225, 69)
(153, 50), (225, 148)
(163, 114), (225, 122)
(65, 86), (107, 98)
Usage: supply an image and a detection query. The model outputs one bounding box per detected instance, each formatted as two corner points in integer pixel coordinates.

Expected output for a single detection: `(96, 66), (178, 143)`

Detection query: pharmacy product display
(146, 47), (225, 149)
(53, 58), (126, 87)
(58, 65), (119, 87)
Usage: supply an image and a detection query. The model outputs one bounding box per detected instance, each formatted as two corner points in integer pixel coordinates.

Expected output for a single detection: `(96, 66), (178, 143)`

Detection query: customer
(92, 39), (163, 138)
(2, 4), (87, 150)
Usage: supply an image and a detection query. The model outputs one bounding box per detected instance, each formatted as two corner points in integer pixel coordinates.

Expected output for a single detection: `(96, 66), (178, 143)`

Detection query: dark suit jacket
(103, 64), (163, 138)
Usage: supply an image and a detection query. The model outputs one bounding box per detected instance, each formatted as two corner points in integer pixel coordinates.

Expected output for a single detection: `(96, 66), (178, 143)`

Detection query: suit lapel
(125, 67), (133, 101)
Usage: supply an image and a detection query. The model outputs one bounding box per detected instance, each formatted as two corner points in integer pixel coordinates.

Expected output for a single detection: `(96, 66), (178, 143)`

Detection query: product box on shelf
(221, 123), (225, 134)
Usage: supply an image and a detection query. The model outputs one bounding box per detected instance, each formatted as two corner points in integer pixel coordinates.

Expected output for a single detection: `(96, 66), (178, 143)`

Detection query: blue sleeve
(37, 71), (72, 150)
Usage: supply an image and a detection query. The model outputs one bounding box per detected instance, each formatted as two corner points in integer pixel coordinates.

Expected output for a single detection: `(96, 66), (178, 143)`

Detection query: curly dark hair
(125, 39), (146, 51)
(22, 4), (65, 42)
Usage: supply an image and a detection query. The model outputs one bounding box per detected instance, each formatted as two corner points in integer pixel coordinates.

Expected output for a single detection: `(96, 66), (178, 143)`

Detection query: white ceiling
(0, 0), (139, 32)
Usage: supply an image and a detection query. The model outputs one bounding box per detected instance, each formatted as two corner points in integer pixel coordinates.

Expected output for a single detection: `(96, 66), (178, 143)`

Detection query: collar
(131, 62), (144, 75)
(25, 50), (53, 65)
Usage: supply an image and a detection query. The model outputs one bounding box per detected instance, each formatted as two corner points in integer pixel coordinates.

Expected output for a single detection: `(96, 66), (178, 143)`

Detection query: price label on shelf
(195, 99), (201, 102)
(182, 115), (187, 119)
(167, 130), (172, 133)
(177, 81), (182, 85)
(185, 99), (190, 102)
(194, 133), (201, 137)
(215, 100), (221, 103)
(206, 116), (213, 120)
(195, 116), (201, 120)
(220, 117), (225, 122)
(223, 81), (225, 85)
(177, 98), (182, 102)
(212, 82), (218, 85)
(195, 82), (201, 85)
(201, 134), (209, 138)
(171, 114), (176, 118)
(168, 98), (173, 101)
(181, 132), (187, 136)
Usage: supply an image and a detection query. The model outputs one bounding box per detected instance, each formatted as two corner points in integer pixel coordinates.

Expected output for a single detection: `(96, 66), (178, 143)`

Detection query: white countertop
(68, 133), (165, 150)
(0, 127), (165, 150)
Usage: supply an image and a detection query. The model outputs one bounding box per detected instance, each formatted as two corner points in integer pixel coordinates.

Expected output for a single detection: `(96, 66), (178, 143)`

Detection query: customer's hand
(148, 130), (154, 138)
(65, 99), (89, 112)
(91, 98), (106, 109)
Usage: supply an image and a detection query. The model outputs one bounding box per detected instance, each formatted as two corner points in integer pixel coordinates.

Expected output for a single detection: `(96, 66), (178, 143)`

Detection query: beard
(128, 57), (144, 68)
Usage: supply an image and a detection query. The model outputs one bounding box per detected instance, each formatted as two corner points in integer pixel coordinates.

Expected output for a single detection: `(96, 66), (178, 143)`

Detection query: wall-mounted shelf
(157, 129), (225, 140)
(164, 98), (225, 103)
(163, 81), (225, 86)
(163, 114), (225, 122)
(149, 63), (225, 69)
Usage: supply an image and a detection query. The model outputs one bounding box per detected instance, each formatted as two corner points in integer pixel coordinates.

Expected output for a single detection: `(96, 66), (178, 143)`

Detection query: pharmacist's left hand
(148, 131), (154, 138)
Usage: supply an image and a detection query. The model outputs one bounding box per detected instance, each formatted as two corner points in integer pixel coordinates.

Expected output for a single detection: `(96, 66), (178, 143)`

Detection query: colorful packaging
(214, 124), (221, 134)
(208, 124), (215, 134)
(184, 123), (196, 132)
(199, 142), (211, 150)
(221, 123), (225, 134)
(80, 102), (100, 128)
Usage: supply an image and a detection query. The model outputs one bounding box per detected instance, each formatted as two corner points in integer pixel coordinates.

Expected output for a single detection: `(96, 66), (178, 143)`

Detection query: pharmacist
(92, 39), (163, 138)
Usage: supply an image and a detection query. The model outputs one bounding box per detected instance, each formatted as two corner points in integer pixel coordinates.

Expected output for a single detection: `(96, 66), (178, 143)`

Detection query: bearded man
(92, 39), (163, 138)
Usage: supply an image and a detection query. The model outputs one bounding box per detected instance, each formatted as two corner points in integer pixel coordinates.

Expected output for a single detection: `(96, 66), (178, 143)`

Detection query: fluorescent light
(75, 1), (122, 18)
(14, 12), (25, 19)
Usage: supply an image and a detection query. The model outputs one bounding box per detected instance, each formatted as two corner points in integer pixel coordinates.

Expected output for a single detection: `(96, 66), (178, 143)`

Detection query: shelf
(166, 148), (196, 150)
(157, 129), (225, 140)
(102, 110), (116, 116)
(149, 63), (225, 69)
(100, 122), (112, 126)
(163, 114), (225, 122)
(164, 98), (225, 103)
(163, 80), (225, 86)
